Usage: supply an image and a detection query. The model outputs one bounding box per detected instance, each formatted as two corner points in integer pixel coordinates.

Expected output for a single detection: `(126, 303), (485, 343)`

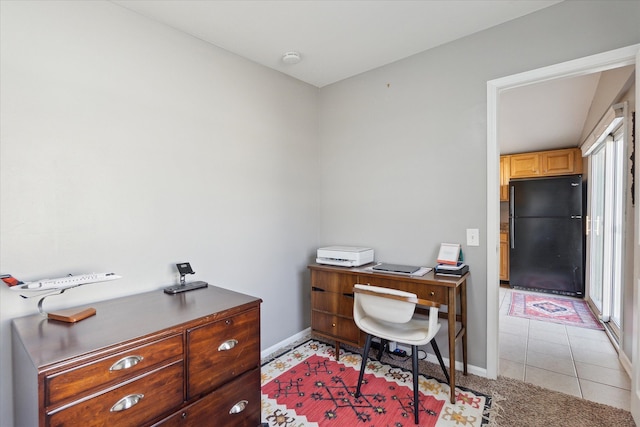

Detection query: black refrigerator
(509, 175), (585, 296)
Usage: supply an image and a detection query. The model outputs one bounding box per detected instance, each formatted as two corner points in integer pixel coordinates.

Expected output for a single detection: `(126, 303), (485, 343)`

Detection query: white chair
(352, 284), (449, 425)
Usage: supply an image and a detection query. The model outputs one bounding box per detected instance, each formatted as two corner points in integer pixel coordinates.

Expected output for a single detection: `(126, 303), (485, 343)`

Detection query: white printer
(316, 246), (374, 267)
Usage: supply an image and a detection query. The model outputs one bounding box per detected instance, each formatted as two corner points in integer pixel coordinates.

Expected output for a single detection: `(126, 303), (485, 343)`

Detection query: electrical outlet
(467, 228), (479, 246)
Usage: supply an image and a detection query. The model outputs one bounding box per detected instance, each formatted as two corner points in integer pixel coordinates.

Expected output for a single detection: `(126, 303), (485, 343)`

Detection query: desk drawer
(47, 334), (184, 406)
(310, 270), (356, 294)
(48, 360), (184, 427)
(357, 276), (447, 304)
(187, 308), (260, 399)
(311, 311), (361, 343)
(311, 288), (354, 317)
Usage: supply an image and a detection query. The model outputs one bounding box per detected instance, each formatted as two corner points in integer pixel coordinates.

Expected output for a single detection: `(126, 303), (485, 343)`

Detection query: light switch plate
(467, 228), (479, 246)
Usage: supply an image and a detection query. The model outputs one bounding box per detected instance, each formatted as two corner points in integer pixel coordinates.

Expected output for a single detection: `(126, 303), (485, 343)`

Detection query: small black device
(164, 262), (208, 294)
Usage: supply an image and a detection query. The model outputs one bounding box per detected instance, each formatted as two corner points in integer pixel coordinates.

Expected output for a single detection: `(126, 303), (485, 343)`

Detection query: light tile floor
(499, 286), (631, 411)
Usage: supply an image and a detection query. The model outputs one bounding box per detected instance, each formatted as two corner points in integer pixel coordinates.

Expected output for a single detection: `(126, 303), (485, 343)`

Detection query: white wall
(0, 2), (319, 425)
(2, 0), (640, 426)
(318, 0), (640, 369)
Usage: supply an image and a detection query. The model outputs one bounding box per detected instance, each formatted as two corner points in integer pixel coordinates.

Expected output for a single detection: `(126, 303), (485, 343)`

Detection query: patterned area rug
(508, 291), (604, 330)
(261, 339), (492, 426)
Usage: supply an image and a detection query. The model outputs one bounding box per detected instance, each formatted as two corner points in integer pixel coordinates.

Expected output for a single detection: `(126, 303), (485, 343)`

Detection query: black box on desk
(435, 263), (469, 276)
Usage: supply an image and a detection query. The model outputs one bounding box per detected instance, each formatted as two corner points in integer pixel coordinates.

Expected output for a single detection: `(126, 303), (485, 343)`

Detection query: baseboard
(261, 327), (311, 360)
(394, 343), (487, 377)
(261, 330), (487, 378)
(620, 348), (632, 377)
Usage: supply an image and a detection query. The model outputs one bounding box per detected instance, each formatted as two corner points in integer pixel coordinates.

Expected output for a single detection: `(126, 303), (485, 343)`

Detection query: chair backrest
(353, 284), (417, 324)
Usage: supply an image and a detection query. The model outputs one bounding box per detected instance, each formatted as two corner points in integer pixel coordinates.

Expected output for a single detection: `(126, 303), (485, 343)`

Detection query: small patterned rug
(261, 339), (492, 427)
(508, 291), (604, 330)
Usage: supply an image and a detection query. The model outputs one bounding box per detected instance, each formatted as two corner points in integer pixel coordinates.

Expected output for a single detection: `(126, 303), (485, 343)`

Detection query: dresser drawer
(46, 334), (183, 406)
(154, 368), (260, 427)
(48, 360), (184, 427)
(187, 308), (260, 398)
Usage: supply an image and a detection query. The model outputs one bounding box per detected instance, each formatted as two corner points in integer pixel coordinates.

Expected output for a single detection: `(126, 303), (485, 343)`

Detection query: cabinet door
(499, 233), (509, 281)
(541, 149), (581, 175)
(500, 156), (510, 201)
(155, 368), (260, 427)
(187, 308), (260, 399)
(510, 153), (540, 178)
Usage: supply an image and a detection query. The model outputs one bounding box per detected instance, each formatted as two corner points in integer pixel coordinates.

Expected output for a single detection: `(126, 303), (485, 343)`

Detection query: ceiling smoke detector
(282, 51), (301, 64)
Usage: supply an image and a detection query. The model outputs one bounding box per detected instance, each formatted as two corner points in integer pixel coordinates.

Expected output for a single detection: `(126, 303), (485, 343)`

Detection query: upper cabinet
(499, 156), (510, 201)
(500, 148), (582, 201)
(509, 152), (540, 178)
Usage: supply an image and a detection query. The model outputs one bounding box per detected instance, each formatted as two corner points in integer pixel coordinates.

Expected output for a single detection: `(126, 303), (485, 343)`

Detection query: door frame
(485, 45), (640, 410)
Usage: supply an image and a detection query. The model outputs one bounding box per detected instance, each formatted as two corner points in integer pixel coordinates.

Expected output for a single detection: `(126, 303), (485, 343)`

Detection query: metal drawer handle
(110, 393), (144, 412)
(218, 339), (238, 351)
(110, 355), (143, 371)
(229, 400), (248, 414)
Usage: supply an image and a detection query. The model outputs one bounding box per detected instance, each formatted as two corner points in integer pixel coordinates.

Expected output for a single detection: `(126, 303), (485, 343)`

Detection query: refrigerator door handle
(510, 185), (514, 216)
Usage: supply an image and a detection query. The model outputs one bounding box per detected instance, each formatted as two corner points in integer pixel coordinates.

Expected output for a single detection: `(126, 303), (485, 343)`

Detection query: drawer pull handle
(343, 293), (354, 298)
(312, 287), (325, 292)
(430, 291), (435, 296)
(218, 339), (238, 351)
(110, 355), (143, 371)
(229, 400), (248, 414)
(110, 393), (144, 412)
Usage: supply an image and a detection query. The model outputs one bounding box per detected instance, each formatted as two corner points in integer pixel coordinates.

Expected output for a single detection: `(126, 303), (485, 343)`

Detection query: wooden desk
(308, 263), (468, 404)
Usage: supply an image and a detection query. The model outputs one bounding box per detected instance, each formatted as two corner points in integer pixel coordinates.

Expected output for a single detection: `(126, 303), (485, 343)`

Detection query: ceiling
(109, 1), (632, 154)
(111, 0), (562, 88)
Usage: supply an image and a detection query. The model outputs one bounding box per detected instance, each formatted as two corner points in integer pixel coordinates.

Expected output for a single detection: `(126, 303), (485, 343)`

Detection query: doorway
(485, 46), (640, 411)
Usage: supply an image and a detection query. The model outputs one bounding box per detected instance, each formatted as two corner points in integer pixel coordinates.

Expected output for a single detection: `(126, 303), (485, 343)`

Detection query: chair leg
(430, 340), (450, 385)
(355, 334), (373, 398)
(411, 345), (420, 424)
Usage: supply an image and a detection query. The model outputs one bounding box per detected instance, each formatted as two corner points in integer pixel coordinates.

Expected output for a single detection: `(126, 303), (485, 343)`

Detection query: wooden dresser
(12, 286), (262, 427)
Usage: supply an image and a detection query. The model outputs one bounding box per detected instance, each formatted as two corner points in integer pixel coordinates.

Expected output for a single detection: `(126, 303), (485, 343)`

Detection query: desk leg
(461, 280), (468, 375)
(448, 287), (456, 404)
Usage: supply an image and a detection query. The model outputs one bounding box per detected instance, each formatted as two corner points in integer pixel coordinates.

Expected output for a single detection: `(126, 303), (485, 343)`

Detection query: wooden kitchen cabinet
(509, 152), (540, 178)
(500, 156), (510, 201)
(541, 149), (582, 175)
(500, 231), (509, 282)
(508, 148), (582, 180)
(12, 286), (262, 427)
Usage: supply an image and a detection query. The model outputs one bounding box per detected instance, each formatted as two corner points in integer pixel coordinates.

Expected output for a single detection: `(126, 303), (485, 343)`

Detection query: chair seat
(358, 315), (441, 346)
